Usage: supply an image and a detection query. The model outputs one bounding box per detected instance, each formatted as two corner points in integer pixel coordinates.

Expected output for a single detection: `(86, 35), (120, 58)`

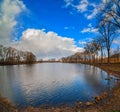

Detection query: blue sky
(0, 0), (106, 59)
(17, 0), (100, 45)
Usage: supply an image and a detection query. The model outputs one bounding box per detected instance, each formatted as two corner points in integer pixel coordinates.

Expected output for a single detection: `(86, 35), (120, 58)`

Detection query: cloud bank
(0, 0), (83, 59)
(0, 0), (26, 44)
(12, 29), (83, 59)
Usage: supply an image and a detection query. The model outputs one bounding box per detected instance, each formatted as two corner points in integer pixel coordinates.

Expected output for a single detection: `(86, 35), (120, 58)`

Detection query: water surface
(0, 63), (117, 107)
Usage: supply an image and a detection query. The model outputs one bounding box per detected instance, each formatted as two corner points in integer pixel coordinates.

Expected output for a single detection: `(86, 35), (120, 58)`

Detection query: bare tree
(0, 45), (36, 65)
(0, 45), (4, 62)
(101, 0), (120, 28)
(84, 41), (100, 63)
(94, 37), (105, 64)
(25, 52), (36, 63)
(96, 0), (120, 64)
(112, 45), (120, 62)
(98, 19), (116, 64)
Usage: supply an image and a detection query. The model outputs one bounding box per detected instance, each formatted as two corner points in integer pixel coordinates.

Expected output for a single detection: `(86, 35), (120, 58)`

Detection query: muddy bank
(0, 95), (17, 112)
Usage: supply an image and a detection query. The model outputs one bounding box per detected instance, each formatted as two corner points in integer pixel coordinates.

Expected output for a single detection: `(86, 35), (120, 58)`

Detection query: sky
(1, 0), (118, 59)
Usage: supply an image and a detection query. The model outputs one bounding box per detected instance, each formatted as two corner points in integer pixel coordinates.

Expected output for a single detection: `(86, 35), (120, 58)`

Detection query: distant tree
(112, 45), (120, 62)
(94, 37), (105, 64)
(25, 52), (36, 63)
(0, 45), (4, 62)
(84, 41), (100, 63)
(0, 45), (36, 65)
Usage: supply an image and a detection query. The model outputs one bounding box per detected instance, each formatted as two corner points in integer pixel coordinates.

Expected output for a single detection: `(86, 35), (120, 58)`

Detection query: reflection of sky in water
(0, 63), (117, 107)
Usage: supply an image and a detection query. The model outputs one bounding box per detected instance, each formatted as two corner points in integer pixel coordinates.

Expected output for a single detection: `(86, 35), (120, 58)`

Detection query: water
(0, 63), (117, 107)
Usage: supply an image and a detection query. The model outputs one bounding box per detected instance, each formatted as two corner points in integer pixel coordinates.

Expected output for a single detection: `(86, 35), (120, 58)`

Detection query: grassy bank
(97, 63), (120, 77)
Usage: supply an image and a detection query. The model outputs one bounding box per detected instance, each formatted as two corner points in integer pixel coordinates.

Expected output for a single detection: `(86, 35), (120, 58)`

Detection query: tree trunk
(101, 49), (103, 64)
(107, 48), (110, 64)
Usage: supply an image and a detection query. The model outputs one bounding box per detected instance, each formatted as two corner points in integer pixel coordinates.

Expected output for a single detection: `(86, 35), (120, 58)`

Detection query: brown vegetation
(0, 95), (17, 112)
(0, 45), (36, 65)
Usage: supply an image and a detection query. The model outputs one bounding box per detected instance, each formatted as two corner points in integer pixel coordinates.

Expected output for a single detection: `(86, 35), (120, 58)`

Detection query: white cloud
(0, 0), (83, 59)
(64, 0), (100, 19)
(85, 8), (98, 19)
(11, 29), (83, 59)
(88, 23), (92, 27)
(64, 27), (69, 30)
(113, 37), (120, 45)
(0, 0), (26, 44)
(79, 41), (87, 46)
(117, 29), (120, 33)
(81, 27), (98, 33)
(64, 0), (73, 7)
(64, 0), (89, 12)
(75, 0), (88, 12)
(81, 24), (98, 33)
(79, 37), (93, 48)
(102, 0), (110, 4)
(64, 26), (75, 30)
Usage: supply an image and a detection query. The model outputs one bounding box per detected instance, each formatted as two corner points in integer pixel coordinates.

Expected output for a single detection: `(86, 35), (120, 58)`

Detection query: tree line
(84, 0), (120, 64)
(0, 45), (36, 65)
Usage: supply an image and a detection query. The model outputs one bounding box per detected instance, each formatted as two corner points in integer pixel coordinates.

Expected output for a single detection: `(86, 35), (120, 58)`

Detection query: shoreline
(0, 95), (17, 112)
(0, 63), (120, 112)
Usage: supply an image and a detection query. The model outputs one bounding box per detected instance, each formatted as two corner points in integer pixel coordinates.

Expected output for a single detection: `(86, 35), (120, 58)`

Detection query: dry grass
(97, 63), (120, 77)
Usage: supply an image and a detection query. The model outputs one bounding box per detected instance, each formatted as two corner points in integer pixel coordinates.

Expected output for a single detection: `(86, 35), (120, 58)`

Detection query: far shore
(0, 60), (61, 66)
(0, 62), (120, 112)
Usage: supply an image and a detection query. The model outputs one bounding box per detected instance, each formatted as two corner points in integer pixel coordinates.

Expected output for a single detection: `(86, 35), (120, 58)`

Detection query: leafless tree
(84, 41), (100, 63)
(0, 45), (36, 64)
(25, 52), (36, 64)
(0, 45), (4, 62)
(94, 37), (105, 64)
(98, 19), (116, 64)
(101, 0), (120, 29)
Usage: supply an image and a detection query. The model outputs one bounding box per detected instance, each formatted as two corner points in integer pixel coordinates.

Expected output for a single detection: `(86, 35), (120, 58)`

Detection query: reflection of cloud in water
(0, 63), (117, 107)
(17, 63), (82, 94)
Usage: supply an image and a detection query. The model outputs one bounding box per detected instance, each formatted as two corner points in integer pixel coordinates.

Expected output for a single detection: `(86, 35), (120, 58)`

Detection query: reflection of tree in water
(83, 65), (112, 95)
(105, 73), (115, 101)
(0, 66), (28, 106)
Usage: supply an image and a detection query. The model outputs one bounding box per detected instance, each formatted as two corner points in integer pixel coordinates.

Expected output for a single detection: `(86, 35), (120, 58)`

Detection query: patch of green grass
(112, 110), (120, 112)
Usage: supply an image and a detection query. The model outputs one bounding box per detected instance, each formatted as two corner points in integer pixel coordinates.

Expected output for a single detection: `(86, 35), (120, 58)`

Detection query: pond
(0, 63), (117, 107)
